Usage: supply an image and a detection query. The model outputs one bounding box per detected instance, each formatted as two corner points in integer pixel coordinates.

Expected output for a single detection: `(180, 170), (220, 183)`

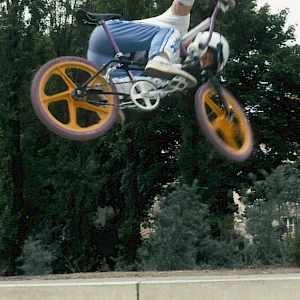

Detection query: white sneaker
(145, 57), (197, 88)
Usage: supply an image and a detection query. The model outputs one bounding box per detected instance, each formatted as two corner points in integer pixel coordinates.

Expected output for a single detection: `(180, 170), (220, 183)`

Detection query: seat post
(101, 20), (136, 81)
(101, 21), (123, 58)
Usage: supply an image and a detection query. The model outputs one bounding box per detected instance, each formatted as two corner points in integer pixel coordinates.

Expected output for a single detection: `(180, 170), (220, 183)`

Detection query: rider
(87, 0), (235, 88)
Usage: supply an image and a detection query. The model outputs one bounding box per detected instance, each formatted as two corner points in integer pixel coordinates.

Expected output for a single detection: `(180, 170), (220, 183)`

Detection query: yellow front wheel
(195, 82), (253, 161)
(31, 56), (118, 140)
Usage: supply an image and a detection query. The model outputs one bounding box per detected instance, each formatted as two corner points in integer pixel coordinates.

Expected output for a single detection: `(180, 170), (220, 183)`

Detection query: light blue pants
(87, 20), (181, 76)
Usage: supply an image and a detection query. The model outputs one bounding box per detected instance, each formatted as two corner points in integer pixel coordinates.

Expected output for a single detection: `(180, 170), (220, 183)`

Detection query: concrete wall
(0, 273), (300, 300)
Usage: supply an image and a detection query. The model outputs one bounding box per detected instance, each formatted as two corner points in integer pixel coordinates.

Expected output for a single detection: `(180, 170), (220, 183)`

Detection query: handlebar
(200, 3), (220, 50)
(181, 0), (234, 55)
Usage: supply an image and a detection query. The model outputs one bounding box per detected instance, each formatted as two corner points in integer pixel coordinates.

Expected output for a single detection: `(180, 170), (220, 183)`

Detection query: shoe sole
(145, 64), (197, 88)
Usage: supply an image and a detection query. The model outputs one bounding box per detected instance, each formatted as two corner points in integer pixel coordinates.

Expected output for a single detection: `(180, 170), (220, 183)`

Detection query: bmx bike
(31, 1), (253, 162)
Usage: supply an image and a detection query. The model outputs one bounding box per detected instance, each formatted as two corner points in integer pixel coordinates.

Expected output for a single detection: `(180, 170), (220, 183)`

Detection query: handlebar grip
(218, 0), (235, 12)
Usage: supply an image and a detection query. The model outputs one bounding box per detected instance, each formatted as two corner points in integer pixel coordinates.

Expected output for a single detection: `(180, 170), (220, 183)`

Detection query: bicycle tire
(31, 56), (118, 141)
(195, 82), (253, 161)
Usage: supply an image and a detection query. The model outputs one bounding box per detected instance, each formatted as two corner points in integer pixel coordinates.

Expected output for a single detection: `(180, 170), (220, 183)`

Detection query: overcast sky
(256, 0), (299, 43)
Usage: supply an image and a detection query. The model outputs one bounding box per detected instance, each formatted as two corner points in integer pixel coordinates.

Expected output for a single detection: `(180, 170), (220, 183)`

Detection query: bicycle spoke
(75, 100), (110, 116)
(210, 116), (239, 149)
(210, 118), (222, 131)
(205, 95), (224, 117)
(144, 97), (153, 108)
(42, 90), (72, 105)
(223, 129), (239, 149)
(67, 98), (78, 128)
(222, 118), (241, 148)
(55, 66), (78, 89)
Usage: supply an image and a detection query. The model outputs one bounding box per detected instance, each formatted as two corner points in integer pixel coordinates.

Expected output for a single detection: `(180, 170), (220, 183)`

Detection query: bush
(17, 236), (55, 275)
(288, 225), (300, 266)
(137, 182), (209, 271)
(137, 182), (247, 270)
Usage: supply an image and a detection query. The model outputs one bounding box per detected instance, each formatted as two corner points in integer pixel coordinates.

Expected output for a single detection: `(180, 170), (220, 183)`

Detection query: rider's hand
(186, 42), (208, 61)
(218, 0), (235, 12)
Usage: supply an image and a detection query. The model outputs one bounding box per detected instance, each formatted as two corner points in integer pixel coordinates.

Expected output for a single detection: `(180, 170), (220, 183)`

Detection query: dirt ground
(1, 267), (300, 281)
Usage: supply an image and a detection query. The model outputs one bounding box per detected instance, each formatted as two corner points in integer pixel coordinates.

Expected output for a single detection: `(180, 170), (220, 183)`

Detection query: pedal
(167, 76), (190, 91)
(144, 76), (190, 101)
(152, 76), (189, 96)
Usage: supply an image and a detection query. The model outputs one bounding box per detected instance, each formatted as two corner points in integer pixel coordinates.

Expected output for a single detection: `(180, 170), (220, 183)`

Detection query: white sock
(151, 54), (170, 64)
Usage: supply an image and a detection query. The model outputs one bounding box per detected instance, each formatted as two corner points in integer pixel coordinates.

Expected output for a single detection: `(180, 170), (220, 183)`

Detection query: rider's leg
(145, 28), (196, 84)
(144, 0), (197, 88)
(145, 32), (197, 87)
(88, 20), (169, 77)
(88, 5), (197, 87)
(88, 23), (147, 77)
(145, 52), (197, 88)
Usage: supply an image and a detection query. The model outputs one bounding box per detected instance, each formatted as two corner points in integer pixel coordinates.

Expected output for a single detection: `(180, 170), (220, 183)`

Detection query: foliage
(222, 0), (300, 169)
(244, 197), (288, 265)
(242, 162), (300, 265)
(16, 236), (55, 275)
(137, 183), (209, 270)
(138, 162), (300, 270)
(288, 225), (300, 266)
(0, 0), (299, 275)
(137, 182), (245, 270)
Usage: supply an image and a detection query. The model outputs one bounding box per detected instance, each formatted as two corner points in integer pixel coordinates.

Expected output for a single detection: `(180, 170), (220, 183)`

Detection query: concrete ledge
(0, 279), (139, 300)
(139, 274), (300, 300)
(0, 273), (300, 300)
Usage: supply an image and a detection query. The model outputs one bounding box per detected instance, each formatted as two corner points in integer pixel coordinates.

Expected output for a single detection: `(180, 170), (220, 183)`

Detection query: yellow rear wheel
(31, 56), (118, 140)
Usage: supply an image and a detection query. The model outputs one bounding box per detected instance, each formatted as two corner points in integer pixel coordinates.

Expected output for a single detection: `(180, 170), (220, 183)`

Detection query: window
(283, 217), (296, 235)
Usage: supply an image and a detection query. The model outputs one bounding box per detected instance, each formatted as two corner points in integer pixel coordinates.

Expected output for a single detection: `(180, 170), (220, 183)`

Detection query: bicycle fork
(209, 74), (231, 117)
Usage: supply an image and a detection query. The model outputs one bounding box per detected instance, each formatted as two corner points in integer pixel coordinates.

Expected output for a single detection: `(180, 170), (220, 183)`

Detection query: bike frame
(75, 2), (230, 114)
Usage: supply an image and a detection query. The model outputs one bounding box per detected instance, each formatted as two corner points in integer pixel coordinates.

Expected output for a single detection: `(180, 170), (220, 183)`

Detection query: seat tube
(102, 20), (136, 81)
(102, 21), (123, 57)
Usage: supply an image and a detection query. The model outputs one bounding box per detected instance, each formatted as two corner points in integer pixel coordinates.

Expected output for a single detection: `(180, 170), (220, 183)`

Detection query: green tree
(0, 0), (95, 275)
(137, 183), (210, 270)
(175, 0), (300, 243)
(16, 236), (55, 275)
(222, 1), (300, 167)
(137, 182), (245, 270)
(242, 162), (300, 265)
(1, 0), (299, 275)
(288, 224), (300, 266)
(0, 0), (48, 275)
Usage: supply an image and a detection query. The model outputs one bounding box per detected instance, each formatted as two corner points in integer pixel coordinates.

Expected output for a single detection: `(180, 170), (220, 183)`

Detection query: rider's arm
(172, 0), (194, 16)
(172, 0), (235, 16)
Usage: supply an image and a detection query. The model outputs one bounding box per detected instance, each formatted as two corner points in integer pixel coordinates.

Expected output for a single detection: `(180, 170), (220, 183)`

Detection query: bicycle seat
(76, 8), (122, 26)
